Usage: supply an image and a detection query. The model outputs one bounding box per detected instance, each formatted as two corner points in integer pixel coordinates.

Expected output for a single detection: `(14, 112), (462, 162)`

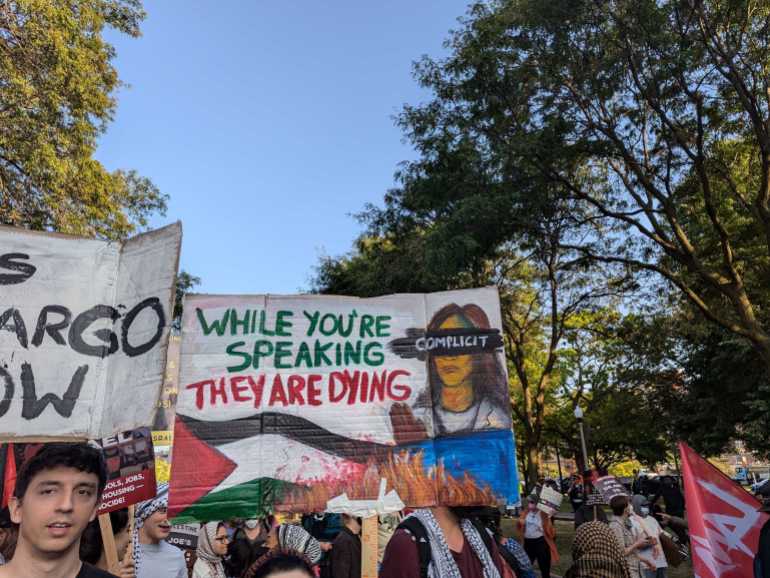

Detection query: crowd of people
(0, 442), (706, 578)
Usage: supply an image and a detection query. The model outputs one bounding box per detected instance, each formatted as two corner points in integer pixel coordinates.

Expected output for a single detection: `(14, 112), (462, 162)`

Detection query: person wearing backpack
(379, 506), (513, 578)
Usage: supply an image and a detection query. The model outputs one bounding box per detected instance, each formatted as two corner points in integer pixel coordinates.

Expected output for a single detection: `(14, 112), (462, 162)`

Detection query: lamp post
(574, 406), (589, 472)
(575, 405), (596, 519)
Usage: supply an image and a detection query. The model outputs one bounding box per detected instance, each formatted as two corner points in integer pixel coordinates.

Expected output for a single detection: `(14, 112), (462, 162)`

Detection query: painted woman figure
(423, 303), (511, 435)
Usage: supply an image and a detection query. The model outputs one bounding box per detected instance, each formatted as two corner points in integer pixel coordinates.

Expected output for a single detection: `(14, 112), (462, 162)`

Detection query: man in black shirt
(0, 443), (115, 578)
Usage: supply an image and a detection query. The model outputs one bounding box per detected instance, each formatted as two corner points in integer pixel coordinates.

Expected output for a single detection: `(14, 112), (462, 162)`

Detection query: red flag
(2, 444), (16, 508)
(679, 441), (769, 577)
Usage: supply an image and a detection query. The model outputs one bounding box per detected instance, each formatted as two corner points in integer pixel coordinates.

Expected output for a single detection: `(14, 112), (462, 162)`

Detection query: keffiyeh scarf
(410, 509), (501, 578)
(132, 483), (170, 576)
(566, 521), (632, 578)
(277, 524), (323, 564)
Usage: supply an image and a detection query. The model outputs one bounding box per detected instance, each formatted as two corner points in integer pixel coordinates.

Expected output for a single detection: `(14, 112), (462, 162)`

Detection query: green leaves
(0, 0), (165, 240)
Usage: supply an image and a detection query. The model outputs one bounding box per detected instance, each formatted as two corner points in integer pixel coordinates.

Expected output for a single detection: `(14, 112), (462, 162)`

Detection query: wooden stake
(361, 516), (378, 578)
(127, 504), (136, 560)
(98, 513), (119, 571)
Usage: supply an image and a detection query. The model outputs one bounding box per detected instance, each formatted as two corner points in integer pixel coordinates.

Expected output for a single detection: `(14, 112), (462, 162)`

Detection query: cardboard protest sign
(537, 486), (563, 516)
(167, 524), (199, 549)
(94, 428), (157, 513)
(585, 490), (605, 506)
(594, 475), (629, 505)
(168, 288), (518, 521)
(0, 223), (181, 439)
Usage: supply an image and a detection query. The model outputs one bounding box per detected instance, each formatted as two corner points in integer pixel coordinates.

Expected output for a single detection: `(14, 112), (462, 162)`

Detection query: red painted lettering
(269, 374), (288, 406)
(307, 374), (322, 406)
(248, 374), (266, 408)
(186, 379), (214, 410)
(211, 377), (228, 405)
(387, 369), (411, 401)
(329, 372), (346, 403)
(287, 375), (306, 405)
(345, 370), (360, 405)
(370, 371), (386, 402)
(230, 375), (251, 402)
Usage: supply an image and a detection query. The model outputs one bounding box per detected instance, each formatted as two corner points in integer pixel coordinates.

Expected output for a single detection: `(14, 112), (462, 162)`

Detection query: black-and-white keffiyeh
(132, 483), (170, 576)
(277, 524), (323, 564)
(410, 509), (501, 578)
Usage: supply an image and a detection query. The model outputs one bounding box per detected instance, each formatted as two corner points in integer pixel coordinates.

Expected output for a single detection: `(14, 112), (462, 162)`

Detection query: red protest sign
(94, 428), (157, 514)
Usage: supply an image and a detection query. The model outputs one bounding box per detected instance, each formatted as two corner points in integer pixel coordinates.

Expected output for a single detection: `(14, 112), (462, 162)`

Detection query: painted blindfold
(389, 328), (503, 360)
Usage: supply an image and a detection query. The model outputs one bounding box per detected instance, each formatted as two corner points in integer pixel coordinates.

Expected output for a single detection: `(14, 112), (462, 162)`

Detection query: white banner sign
(0, 223), (181, 438)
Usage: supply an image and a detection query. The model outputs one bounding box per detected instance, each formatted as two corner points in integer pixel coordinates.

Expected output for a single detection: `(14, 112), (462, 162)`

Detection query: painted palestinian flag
(168, 289), (519, 522)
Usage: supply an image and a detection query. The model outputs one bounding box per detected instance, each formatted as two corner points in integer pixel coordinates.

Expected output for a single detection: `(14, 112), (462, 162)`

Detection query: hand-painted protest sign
(168, 288), (518, 521)
(0, 223), (181, 438)
(94, 428), (157, 513)
(594, 475), (629, 505)
(537, 486), (563, 516)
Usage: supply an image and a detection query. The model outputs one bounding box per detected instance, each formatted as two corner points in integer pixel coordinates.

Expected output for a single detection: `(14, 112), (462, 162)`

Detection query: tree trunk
(526, 443), (540, 491)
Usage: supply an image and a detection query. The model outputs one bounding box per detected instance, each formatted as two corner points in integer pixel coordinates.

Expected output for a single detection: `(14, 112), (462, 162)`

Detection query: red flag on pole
(679, 441), (769, 577)
(2, 444), (16, 508)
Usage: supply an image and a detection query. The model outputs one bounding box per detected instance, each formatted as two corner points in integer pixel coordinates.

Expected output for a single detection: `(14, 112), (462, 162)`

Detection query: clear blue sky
(97, 1), (470, 294)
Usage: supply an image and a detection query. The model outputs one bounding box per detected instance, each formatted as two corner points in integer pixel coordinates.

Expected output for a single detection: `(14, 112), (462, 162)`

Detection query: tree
(384, 0), (770, 369)
(173, 270), (201, 330)
(316, 221), (631, 489)
(0, 0), (166, 239)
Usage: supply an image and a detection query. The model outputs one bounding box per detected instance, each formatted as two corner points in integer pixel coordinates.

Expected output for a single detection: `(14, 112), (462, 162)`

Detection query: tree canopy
(0, 0), (166, 240)
(316, 0), (770, 472)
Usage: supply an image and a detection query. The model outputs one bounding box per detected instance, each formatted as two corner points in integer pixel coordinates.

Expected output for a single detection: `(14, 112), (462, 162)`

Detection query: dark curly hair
(244, 548), (314, 578)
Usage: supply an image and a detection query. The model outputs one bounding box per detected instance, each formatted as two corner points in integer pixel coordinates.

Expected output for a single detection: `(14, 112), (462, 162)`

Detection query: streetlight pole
(574, 406), (589, 472)
(574, 405), (596, 519)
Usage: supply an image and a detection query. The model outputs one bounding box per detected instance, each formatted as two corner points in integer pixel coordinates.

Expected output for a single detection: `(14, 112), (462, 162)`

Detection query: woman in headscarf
(192, 522), (230, 578)
(245, 523), (324, 576)
(565, 521), (632, 578)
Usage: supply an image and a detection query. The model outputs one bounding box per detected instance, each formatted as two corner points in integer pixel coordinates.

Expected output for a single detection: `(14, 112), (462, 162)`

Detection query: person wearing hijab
(565, 521), (632, 578)
(133, 484), (187, 578)
(630, 495), (668, 578)
(193, 522), (229, 578)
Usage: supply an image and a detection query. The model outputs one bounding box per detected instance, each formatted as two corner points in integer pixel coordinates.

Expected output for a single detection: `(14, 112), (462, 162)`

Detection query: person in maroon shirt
(380, 507), (512, 578)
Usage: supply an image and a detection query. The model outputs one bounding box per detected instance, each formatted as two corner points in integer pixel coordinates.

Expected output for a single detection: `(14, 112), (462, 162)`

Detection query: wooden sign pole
(127, 504), (136, 560)
(98, 513), (119, 571)
(361, 516), (378, 578)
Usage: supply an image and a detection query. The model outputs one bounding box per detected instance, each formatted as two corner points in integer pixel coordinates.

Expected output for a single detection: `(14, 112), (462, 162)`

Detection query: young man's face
(10, 466), (100, 556)
(141, 508), (172, 542)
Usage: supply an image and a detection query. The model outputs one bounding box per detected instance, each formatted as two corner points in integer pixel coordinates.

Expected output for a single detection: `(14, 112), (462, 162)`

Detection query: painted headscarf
(565, 521), (631, 578)
(132, 483), (169, 576)
(196, 522), (226, 578)
(277, 524), (322, 564)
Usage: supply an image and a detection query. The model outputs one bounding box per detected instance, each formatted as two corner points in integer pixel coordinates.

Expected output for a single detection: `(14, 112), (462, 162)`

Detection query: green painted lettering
(359, 315), (375, 338)
(196, 308), (230, 336)
(275, 310), (294, 336)
(274, 341), (293, 369)
(375, 315), (391, 337)
(252, 340), (274, 369)
(226, 341), (251, 372)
